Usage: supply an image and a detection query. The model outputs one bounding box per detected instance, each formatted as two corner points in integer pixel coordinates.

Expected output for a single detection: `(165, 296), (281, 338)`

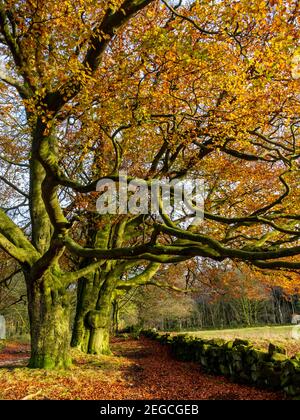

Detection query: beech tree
(0, 0), (299, 368)
(70, 220), (161, 354)
(70, 215), (187, 355)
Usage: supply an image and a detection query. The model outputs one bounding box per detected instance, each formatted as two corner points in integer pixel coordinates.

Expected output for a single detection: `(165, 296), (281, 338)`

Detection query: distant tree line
(114, 261), (300, 332)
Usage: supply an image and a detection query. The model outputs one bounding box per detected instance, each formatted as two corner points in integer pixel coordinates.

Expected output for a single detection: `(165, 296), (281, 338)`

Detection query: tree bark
(71, 268), (116, 355)
(88, 324), (111, 355)
(71, 257), (160, 355)
(86, 276), (115, 355)
(72, 295), (113, 356)
(26, 273), (72, 369)
(71, 274), (101, 352)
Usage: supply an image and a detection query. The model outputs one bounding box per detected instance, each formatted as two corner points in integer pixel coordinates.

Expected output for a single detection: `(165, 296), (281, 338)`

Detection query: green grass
(172, 325), (300, 356)
(185, 325), (295, 339)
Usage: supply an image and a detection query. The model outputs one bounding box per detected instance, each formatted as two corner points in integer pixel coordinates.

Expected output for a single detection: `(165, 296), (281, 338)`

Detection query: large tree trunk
(71, 272), (102, 352)
(87, 321), (111, 355)
(85, 277), (115, 355)
(71, 295), (91, 353)
(71, 259), (159, 355)
(71, 268), (116, 355)
(86, 296), (113, 355)
(72, 298), (113, 356)
(26, 273), (72, 369)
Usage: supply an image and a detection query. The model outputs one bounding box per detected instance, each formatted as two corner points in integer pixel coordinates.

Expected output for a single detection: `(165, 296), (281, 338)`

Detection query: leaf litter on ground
(0, 337), (284, 400)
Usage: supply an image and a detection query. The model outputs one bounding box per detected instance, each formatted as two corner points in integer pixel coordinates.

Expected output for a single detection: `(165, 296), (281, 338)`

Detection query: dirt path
(0, 342), (30, 368)
(112, 338), (284, 400)
(0, 338), (284, 400)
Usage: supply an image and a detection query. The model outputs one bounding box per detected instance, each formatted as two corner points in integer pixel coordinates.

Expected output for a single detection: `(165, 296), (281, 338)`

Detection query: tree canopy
(0, 0), (299, 367)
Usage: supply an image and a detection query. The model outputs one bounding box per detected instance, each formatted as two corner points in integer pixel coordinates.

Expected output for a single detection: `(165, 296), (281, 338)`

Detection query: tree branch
(0, 175), (29, 199)
(0, 232), (29, 263)
(161, 0), (219, 35)
(0, 268), (22, 287)
(0, 209), (40, 264)
(251, 172), (291, 217)
(46, 0), (154, 113)
(0, 69), (30, 98)
(0, 2), (33, 94)
(117, 262), (160, 289)
(253, 260), (300, 270)
(0, 154), (29, 168)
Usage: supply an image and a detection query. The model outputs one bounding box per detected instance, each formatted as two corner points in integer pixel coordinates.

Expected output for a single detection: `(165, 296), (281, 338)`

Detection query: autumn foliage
(0, 0), (299, 368)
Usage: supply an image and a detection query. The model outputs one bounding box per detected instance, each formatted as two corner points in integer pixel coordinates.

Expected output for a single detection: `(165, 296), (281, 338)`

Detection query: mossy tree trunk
(86, 278), (116, 355)
(26, 271), (72, 369)
(71, 272), (102, 353)
(71, 266), (117, 355)
(71, 259), (161, 355)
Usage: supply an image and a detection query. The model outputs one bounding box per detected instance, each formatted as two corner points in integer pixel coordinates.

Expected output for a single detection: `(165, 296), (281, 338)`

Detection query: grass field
(174, 325), (300, 356)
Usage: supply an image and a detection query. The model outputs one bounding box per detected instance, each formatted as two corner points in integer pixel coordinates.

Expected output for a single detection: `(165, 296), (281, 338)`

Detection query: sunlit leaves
(292, 49), (300, 80)
(0, 0), (299, 270)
